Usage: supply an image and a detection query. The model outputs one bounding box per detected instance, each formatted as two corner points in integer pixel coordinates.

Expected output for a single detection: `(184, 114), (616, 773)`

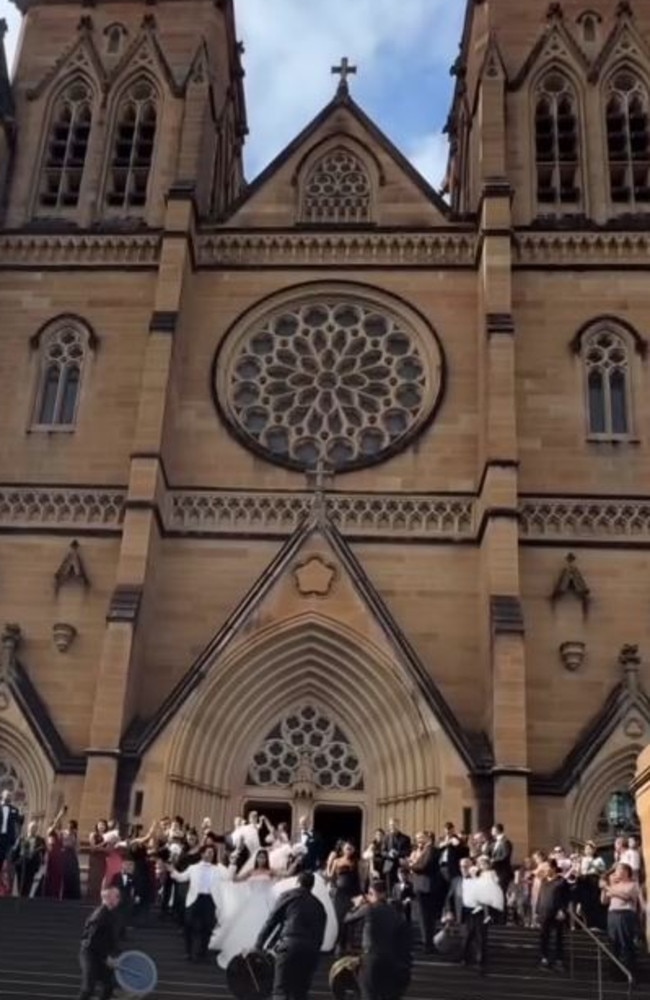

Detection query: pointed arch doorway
(240, 701), (367, 851)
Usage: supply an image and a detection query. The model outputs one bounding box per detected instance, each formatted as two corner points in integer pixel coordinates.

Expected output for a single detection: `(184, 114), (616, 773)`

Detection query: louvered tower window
(39, 79), (93, 210)
(535, 72), (581, 207)
(106, 79), (157, 210)
(606, 71), (650, 206)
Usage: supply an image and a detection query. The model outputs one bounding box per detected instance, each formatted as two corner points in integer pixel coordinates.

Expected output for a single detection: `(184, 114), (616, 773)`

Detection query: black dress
(333, 863), (361, 951)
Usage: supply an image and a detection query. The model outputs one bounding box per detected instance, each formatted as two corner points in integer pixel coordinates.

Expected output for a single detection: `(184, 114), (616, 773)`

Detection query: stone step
(0, 899), (644, 1000)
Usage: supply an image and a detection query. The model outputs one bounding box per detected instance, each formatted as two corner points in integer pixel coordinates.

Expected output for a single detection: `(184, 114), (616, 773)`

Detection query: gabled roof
(27, 21), (106, 101)
(530, 646), (650, 796)
(224, 87), (450, 222)
(9, 661), (85, 774)
(123, 505), (489, 771)
(510, 17), (590, 91)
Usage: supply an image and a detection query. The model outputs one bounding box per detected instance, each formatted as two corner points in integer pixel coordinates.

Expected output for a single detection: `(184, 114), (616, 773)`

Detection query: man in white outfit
(170, 844), (223, 962)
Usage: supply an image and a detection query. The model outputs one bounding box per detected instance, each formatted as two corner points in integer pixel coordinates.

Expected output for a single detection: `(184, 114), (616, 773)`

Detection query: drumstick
(246, 955), (261, 994)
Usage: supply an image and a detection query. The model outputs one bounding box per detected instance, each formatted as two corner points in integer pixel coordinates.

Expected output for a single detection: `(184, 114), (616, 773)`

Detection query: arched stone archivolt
(162, 614), (455, 834)
(569, 744), (642, 845)
(0, 719), (53, 820)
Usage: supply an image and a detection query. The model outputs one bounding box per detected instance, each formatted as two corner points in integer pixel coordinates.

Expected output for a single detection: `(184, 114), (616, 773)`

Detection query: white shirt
(0, 804), (9, 835)
(196, 861), (215, 895)
(621, 847), (641, 873)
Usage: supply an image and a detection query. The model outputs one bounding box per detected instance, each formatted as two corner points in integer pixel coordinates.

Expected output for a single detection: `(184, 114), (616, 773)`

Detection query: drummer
(78, 885), (121, 1000)
(344, 880), (411, 1000)
(254, 870), (326, 1000)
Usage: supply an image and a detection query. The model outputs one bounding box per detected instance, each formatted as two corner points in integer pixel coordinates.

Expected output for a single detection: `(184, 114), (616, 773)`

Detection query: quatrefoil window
(214, 288), (444, 472)
(248, 704), (363, 791)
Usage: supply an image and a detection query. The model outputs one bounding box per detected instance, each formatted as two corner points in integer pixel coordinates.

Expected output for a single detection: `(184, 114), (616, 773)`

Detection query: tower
(3, 0), (247, 227)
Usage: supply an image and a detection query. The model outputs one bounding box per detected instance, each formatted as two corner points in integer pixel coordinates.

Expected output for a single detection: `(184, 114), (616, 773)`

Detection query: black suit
(490, 837), (513, 895)
(410, 844), (437, 952)
(256, 887), (327, 1000)
(0, 803), (22, 866)
(346, 901), (411, 1000)
(11, 834), (46, 896)
(109, 872), (135, 938)
(78, 904), (119, 1000)
(381, 832), (411, 889)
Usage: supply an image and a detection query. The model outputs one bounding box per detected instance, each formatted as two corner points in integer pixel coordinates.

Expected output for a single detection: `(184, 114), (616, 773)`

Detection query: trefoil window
(33, 324), (89, 429)
(535, 72), (581, 207)
(606, 71), (650, 206)
(38, 79), (93, 210)
(583, 328), (631, 439)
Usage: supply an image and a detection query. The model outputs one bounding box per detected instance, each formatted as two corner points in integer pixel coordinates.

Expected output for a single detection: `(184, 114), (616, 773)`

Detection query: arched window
(606, 70), (650, 206)
(105, 23), (127, 56)
(32, 322), (90, 428)
(38, 78), (93, 211)
(106, 78), (157, 210)
(535, 71), (581, 207)
(301, 146), (372, 224)
(583, 326), (632, 438)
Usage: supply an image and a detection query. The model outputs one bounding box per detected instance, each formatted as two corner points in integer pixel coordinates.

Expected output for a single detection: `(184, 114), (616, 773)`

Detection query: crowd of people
(0, 785), (647, 995)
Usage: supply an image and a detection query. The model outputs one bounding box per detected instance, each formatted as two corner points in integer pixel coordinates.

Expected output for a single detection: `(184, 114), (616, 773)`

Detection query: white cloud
(0, 0), (463, 186)
(406, 130), (449, 190)
(236, 0), (462, 176)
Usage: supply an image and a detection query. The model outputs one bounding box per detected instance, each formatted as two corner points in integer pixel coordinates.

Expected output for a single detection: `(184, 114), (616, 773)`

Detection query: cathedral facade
(0, 0), (649, 855)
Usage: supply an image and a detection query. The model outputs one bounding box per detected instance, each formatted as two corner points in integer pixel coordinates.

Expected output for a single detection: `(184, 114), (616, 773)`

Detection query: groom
(291, 815), (321, 873)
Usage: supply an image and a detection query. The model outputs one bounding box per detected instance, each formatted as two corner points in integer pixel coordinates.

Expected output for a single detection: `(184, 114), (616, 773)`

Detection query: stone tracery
(301, 146), (372, 224)
(216, 290), (444, 473)
(247, 704), (363, 791)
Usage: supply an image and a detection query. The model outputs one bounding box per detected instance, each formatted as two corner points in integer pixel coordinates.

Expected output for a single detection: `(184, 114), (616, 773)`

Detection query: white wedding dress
(212, 872), (276, 970)
(462, 871), (505, 912)
(232, 822), (262, 877)
(209, 870), (339, 968)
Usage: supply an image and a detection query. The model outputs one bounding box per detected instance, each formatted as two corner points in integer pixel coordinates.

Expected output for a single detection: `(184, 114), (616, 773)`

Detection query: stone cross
(332, 57), (357, 96)
(307, 458), (333, 523)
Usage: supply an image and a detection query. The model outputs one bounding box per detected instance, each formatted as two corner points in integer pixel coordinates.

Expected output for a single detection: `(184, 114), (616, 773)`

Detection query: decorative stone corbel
(52, 622), (78, 654)
(559, 640), (586, 672)
(291, 753), (315, 801)
(551, 553), (590, 614)
(55, 540), (90, 593)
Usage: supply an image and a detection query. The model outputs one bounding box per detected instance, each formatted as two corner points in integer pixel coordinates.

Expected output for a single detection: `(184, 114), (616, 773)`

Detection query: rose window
(215, 291), (444, 472)
(248, 704), (363, 791)
(0, 759), (27, 811)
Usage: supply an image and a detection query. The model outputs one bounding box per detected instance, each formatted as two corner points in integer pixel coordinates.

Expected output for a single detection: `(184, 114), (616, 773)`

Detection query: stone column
(475, 51), (529, 854)
(79, 188), (194, 831)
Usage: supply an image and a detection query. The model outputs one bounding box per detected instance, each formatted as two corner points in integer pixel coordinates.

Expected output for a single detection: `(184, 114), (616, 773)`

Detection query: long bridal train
(209, 868), (338, 969)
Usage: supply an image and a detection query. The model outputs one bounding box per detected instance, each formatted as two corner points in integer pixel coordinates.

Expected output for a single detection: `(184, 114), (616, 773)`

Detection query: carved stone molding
(520, 499), (650, 540)
(0, 488), (126, 531)
(0, 234), (161, 268)
(514, 231), (650, 267)
(167, 491), (475, 539)
(559, 640), (586, 672)
(54, 540), (90, 592)
(196, 231), (477, 268)
(52, 622), (77, 653)
(293, 555), (337, 597)
(551, 553), (590, 611)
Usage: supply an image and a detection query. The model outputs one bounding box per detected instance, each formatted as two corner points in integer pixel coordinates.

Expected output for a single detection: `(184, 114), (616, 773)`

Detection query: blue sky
(0, 0), (465, 187)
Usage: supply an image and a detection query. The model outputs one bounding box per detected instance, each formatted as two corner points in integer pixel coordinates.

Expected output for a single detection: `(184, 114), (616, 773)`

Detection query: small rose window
(215, 289), (444, 472)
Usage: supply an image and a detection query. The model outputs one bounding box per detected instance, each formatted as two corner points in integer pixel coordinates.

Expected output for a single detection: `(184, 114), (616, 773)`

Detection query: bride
(209, 848), (338, 967)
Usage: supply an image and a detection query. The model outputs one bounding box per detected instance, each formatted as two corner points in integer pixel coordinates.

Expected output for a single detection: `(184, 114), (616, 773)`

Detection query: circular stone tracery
(248, 705), (363, 791)
(215, 291), (444, 472)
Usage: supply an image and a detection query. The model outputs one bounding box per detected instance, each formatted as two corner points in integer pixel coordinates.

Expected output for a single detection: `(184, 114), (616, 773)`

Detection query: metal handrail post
(597, 946), (603, 1000)
(571, 908), (634, 995)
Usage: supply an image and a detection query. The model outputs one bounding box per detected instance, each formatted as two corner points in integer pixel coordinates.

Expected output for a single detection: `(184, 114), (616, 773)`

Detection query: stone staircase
(0, 898), (647, 999)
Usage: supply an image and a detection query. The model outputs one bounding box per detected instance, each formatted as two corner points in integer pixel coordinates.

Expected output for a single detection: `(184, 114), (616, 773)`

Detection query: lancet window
(606, 71), (650, 206)
(582, 326), (632, 439)
(535, 71), (581, 207)
(33, 322), (90, 428)
(38, 79), (93, 211)
(106, 79), (157, 210)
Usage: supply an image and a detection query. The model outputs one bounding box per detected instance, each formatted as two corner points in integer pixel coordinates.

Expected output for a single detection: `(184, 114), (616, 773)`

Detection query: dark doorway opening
(243, 801), (293, 838)
(314, 805), (363, 859)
